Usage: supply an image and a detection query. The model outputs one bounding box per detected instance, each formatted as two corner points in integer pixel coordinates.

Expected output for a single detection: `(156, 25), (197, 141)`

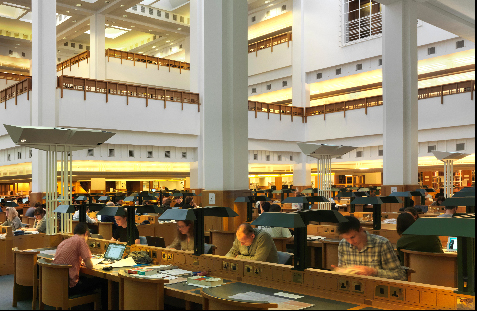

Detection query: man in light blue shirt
(437, 206), (457, 218)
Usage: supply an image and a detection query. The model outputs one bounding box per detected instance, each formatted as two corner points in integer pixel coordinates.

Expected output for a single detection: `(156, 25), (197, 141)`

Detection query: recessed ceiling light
(120, 4), (124, 7)
(123, 14), (127, 17)
(177, 28), (181, 30)
(131, 25), (135, 27)
(166, 40), (170, 42)
(66, 10), (69, 13)
(76, 3), (81, 6)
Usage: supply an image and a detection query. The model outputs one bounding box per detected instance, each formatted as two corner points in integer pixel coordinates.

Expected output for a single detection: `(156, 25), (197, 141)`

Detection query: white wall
(58, 89), (200, 136)
(57, 59), (90, 79)
(105, 57), (190, 91)
(249, 42), (292, 77)
(0, 92), (30, 137)
(248, 110), (305, 142)
(0, 79), (24, 90)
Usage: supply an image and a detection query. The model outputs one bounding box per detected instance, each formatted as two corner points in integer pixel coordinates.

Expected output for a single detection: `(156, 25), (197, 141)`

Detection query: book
(187, 276), (223, 287)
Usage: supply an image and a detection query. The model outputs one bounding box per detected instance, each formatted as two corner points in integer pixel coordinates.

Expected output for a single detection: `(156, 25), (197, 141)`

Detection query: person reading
(182, 196), (197, 209)
(167, 220), (194, 251)
(396, 213), (443, 265)
(23, 206), (46, 233)
(1, 207), (22, 230)
(437, 206), (457, 217)
(333, 216), (406, 280)
(73, 207), (97, 223)
(111, 211), (140, 244)
(225, 223), (278, 263)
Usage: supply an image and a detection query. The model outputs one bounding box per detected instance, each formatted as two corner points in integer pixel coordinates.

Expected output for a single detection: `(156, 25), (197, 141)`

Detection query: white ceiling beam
(104, 14), (189, 35)
(56, 16), (90, 40)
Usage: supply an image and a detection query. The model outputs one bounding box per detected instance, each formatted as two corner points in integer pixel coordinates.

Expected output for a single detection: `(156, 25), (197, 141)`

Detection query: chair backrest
(13, 249), (39, 286)
(37, 258), (70, 308)
(139, 236), (148, 245)
(90, 233), (103, 239)
(201, 289), (278, 310)
(204, 243), (215, 255)
(277, 251), (293, 265)
(118, 270), (168, 310)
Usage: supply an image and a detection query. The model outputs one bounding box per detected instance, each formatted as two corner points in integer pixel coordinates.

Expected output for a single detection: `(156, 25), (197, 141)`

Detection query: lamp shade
(201, 206), (239, 217)
(251, 212), (306, 228)
(306, 196), (330, 203)
(388, 191), (412, 197)
(403, 217), (475, 238)
(301, 188), (318, 194)
(253, 196), (272, 202)
(124, 195), (138, 202)
(351, 196), (402, 205)
(282, 196), (309, 204)
(4, 201), (18, 207)
(441, 197), (475, 207)
(234, 196), (251, 203)
(75, 196), (88, 201)
(96, 206), (126, 217)
(53, 205), (76, 214)
(97, 196), (110, 201)
(136, 205), (166, 214)
(87, 203), (105, 212)
(337, 192), (356, 198)
(298, 210), (349, 224)
(159, 209), (196, 221)
(453, 189), (475, 197)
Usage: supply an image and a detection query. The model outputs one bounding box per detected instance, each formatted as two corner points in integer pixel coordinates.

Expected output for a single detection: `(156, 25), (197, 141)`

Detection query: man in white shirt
(73, 207), (97, 223)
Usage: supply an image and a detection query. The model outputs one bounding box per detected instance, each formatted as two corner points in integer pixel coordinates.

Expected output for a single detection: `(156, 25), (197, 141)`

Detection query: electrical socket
(338, 279), (349, 291)
(352, 281), (364, 293)
(152, 251), (157, 258)
(167, 253), (173, 260)
(222, 261), (229, 270)
(230, 263), (237, 271)
(292, 272), (303, 284)
(245, 265), (253, 275)
(253, 267), (261, 276)
(390, 287), (404, 300)
(375, 285), (388, 298)
(162, 253), (167, 260)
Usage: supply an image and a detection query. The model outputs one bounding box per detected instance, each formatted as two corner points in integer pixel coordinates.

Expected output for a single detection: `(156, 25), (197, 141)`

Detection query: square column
(292, 0), (310, 108)
(90, 14), (106, 80)
(293, 153), (312, 191)
(382, 0), (418, 186)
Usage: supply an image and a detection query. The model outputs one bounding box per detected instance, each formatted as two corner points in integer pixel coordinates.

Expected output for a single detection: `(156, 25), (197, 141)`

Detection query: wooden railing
(56, 51), (90, 74)
(57, 75), (200, 110)
(248, 100), (305, 123)
(248, 31), (292, 55)
(105, 49), (190, 73)
(0, 78), (31, 108)
(0, 72), (31, 87)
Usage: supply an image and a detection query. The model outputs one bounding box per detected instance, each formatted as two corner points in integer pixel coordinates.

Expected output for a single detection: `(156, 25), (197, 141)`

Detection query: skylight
(0, 4), (26, 19)
(85, 25), (131, 39)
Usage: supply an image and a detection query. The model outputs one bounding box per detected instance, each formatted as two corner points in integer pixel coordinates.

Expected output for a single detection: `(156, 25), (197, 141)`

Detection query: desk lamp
(135, 204), (166, 215)
(350, 196), (402, 230)
(403, 214), (475, 295)
(53, 205), (76, 214)
(441, 196), (475, 214)
(452, 188), (475, 200)
(337, 192), (357, 212)
(235, 195), (272, 222)
(273, 189), (295, 201)
(159, 207), (238, 256)
(97, 205), (138, 245)
(301, 188), (318, 197)
(281, 196), (328, 210)
(388, 191), (416, 209)
(4, 201), (18, 208)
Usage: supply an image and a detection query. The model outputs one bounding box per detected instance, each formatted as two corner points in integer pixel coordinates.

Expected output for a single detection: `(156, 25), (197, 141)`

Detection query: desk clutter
(229, 291), (313, 310)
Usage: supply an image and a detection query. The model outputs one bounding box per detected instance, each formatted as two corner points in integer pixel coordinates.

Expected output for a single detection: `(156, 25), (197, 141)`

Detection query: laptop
(92, 243), (127, 266)
(446, 237), (457, 252)
(146, 236), (166, 248)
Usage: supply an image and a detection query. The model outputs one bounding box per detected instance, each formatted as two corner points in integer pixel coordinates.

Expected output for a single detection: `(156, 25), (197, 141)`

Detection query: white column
(293, 153), (311, 187)
(190, 0), (249, 191)
(190, 161), (199, 189)
(292, 0), (310, 108)
(382, 0), (418, 185)
(90, 14), (106, 80)
(31, 0), (56, 193)
(183, 36), (191, 63)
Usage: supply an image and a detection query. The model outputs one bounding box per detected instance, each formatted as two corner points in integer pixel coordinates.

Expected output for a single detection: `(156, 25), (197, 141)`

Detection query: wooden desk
(402, 249), (457, 288)
(0, 211), (5, 223)
(321, 240), (339, 270)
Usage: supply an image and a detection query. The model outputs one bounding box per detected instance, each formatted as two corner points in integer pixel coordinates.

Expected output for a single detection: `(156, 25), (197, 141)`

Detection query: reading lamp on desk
(282, 195), (329, 210)
(235, 195), (271, 222)
(159, 206), (238, 256)
(96, 205), (137, 245)
(350, 196), (402, 230)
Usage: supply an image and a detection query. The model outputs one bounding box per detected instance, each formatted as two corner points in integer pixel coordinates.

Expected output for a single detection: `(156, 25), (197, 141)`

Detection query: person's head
(6, 207), (18, 221)
(106, 201), (115, 206)
(236, 223), (256, 246)
(269, 204), (281, 213)
(396, 212), (415, 236)
(445, 206), (457, 214)
(185, 196), (194, 205)
(164, 198), (172, 206)
(73, 222), (90, 241)
(436, 196), (445, 206)
(260, 202), (271, 214)
(34, 202), (41, 208)
(404, 207), (419, 220)
(175, 197), (182, 204)
(337, 216), (366, 248)
(117, 199), (124, 206)
(162, 197), (168, 204)
(114, 210), (128, 227)
(176, 220), (194, 240)
(33, 206), (46, 220)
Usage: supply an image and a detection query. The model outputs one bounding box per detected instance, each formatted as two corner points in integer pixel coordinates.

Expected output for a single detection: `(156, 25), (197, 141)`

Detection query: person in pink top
(53, 223), (97, 296)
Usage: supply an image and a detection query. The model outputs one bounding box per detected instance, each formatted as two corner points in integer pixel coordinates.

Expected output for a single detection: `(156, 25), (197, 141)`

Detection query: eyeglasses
(177, 225), (187, 229)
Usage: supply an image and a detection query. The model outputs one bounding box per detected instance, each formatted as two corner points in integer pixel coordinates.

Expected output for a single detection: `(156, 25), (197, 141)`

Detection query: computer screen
(447, 237), (457, 252)
(151, 189), (156, 192)
(104, 243), (126, 260)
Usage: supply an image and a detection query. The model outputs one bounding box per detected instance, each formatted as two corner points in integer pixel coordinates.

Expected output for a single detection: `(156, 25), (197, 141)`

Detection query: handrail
(248, 101), (305, 123)
(0, 78), (31, 108)
(248, 31), (292, 55)
(105, 49), (190, 73)
(0, 72), (31, 87)
(57, 75), (200, 111)
(56, 51), (90, 74)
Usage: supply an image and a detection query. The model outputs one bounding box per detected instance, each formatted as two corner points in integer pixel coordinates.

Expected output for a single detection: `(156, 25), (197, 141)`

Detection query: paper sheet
(91, 257), (104, 265)
(39, 250), (57, 256)
(108, 257), (137, 268)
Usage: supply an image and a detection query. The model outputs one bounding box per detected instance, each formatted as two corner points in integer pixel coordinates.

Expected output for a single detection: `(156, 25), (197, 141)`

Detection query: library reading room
(0, 0), (475, 310)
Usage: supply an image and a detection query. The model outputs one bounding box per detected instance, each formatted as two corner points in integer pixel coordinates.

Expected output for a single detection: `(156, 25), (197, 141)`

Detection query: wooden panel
(209, 231), (235, 256)
(97, 222), (113, 240)
(137, 224), (155, 237)
(403, 249), (457, 287)
(155, 222), (177, 246)
(322, 241), (339, 269)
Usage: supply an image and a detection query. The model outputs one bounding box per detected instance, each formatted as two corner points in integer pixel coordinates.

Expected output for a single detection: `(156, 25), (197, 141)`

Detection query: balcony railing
(105, 49), (190, 73)
(248, 101), (305, 123)
(248, 31), (292, 55)
(57, 75), (200, 110)
(0, 78), (31, 108)
(0, 72), (31, 87)
(57, 51), (90, 74)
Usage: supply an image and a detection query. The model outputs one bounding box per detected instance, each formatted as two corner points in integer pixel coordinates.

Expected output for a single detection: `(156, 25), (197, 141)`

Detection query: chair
(402, 266), (416, 281)
(90, 234), (103, 239)
(204, 243), (216, 255)
(12, 248), (39, 310)
(201, 289), (278, 310)
(277, 251), (293, 265)
(118, 270), (168, 310)
(139, 236), (148, 245)
(37, 259), (101, 310)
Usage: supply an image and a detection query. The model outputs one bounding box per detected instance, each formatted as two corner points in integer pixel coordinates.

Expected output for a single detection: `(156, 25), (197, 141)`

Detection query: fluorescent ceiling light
(81, 0), (99, 3)
(0, 4), (26, 19)
(85, 25), (131, 39)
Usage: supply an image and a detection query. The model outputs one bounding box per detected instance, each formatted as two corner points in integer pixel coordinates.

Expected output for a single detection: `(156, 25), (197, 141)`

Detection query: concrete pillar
(31, 0), (56, 196)
(293, 153), (312, 191)
(90, 14), (106, 80)
(183, 36), (191, 63)
(292, 0), (310, 108)
(382, 0), (419, 210)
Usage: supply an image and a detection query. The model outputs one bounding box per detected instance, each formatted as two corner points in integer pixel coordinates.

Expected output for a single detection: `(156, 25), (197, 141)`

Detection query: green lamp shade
(158, 209), (196, 221)
(96, 206), (126, 217)
(358, 188), (370, 191)
(4, 201), (19, 207)
(254, 196), (272, 202)
(172, 193), (183, 197)
(409, 191), (425, 197)
(235, 197), (251, 203)
(453, 190), (475, 198)
(124, 196), (137, 202)
(98, 196), (110, 201)
(53, 205), (76, 213)
(136, 205), (165, 214)
(282, 197), (309, 204)
(441, 196), (475, 207)
(337, 192), (356, 198)
(298, 210), (349, 224)
(88, 203), (105, 212)
(388, 191), (411, 197)
(306, 196), (330, 203)
(301, 188), (318, 194)
(403, 218), (475, 238)
(351, 196), (402, 205)
(251, 212), (306, 228)
(75, 196), (88, 201)
(201, 206), (239, 217)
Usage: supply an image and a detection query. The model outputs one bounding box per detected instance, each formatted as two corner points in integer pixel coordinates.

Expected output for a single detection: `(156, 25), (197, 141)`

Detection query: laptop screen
(104, 243), (126, 260)
(447, 237), (457, 251)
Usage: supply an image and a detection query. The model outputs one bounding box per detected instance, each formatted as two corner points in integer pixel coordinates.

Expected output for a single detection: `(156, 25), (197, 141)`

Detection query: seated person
(1, 207), (22, 230)
(258, 204), (292, 239)
(162, 198), (172, 209)
(53, 223), (102, 296)
(291, 193), (304, 211)
(437, 205), (457, 217)
(167, 220), (194, 251)
(404, 207), (419, 220)
(333, 216), (406, 280)
(396, 213), (443, 265)
(259, 201), (271, 214)
(431, 196), (445, 207)
(100, 202), (118, 232)
(111, 211), (140, 244)
(23, 206), (46, 233)
(73, 207), (97, 223)
(24, 203), (37, 218)
(182, 196), (197, 209)
(173, 197), (183, 208)
(225, 223), (278, 263)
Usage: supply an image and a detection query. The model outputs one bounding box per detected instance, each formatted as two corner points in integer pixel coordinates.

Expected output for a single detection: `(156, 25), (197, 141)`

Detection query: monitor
(104, 243), (126, 261)
(146, 236), (166, 248)
(151, 189), (156, 192)
(447, 237), (457, 252)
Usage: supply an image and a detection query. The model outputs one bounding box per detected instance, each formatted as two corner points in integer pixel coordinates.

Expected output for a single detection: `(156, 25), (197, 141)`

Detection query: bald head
(236, 223), (255, 246)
